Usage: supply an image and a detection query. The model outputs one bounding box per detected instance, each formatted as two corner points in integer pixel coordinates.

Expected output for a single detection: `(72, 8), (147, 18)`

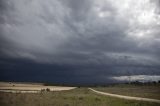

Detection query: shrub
(41, 89), (45, 92)
(95, 97), (101, 101)
(46, 88), (50, 92)
(78, 97), (83, 100)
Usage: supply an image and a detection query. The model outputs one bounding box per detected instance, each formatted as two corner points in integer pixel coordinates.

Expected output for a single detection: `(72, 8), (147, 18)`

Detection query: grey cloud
(61, 0), (92, 21)
(150, 0), (160, 14)
(0, 0), (160, 83)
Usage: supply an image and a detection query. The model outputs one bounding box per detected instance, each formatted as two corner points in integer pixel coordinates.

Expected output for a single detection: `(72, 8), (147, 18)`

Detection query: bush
(78, 97), (83, 100)
(41, 89), (45, 92)
(95, 97), (101, 101)
(46, 88), (50, 92)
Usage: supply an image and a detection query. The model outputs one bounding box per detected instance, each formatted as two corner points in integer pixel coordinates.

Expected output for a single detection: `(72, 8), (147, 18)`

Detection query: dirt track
(89, 88), (160, 103)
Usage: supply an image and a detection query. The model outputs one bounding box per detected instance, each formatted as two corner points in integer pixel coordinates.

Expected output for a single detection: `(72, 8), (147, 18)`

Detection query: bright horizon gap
(112, 75), (160, 82)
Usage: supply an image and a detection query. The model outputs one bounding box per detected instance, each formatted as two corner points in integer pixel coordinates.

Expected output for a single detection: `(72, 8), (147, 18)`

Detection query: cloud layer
(0, 0), (160, 83)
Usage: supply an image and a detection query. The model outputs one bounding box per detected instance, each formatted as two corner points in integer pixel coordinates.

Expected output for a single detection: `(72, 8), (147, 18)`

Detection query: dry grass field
(93, 84), (160, 100)
(0, 88), (159, 106)
(0, 82), (76, 93)
(0, 82), (160, 106)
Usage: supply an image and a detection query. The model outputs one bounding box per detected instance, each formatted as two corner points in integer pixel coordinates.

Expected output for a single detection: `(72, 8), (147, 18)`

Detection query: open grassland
(93, 84), (160, 100)
(0, 88), (159, 106)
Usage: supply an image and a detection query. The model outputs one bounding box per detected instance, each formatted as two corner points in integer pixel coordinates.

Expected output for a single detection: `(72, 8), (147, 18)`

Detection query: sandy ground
(89, 88), (160, 103)
(0, 82), (76, 93)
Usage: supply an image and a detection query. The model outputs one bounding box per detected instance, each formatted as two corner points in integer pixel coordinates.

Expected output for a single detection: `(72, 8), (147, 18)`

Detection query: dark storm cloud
(0, 0), (160, 83)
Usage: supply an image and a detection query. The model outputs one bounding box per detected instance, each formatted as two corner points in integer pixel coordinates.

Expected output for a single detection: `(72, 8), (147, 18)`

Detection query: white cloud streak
(112, 75), (160, 82)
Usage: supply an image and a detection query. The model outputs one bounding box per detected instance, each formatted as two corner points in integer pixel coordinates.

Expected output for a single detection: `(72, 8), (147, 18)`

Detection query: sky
(0, 0), (160, 84)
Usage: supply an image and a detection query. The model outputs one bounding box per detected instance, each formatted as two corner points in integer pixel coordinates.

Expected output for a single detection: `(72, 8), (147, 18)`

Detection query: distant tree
(152, 81), (157, 84)
(46, 88), (50, 92)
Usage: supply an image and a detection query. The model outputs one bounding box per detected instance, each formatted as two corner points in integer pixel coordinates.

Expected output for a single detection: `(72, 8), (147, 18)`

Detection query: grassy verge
(0, 88), (159, 106)
(93, 84), (160, 100)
